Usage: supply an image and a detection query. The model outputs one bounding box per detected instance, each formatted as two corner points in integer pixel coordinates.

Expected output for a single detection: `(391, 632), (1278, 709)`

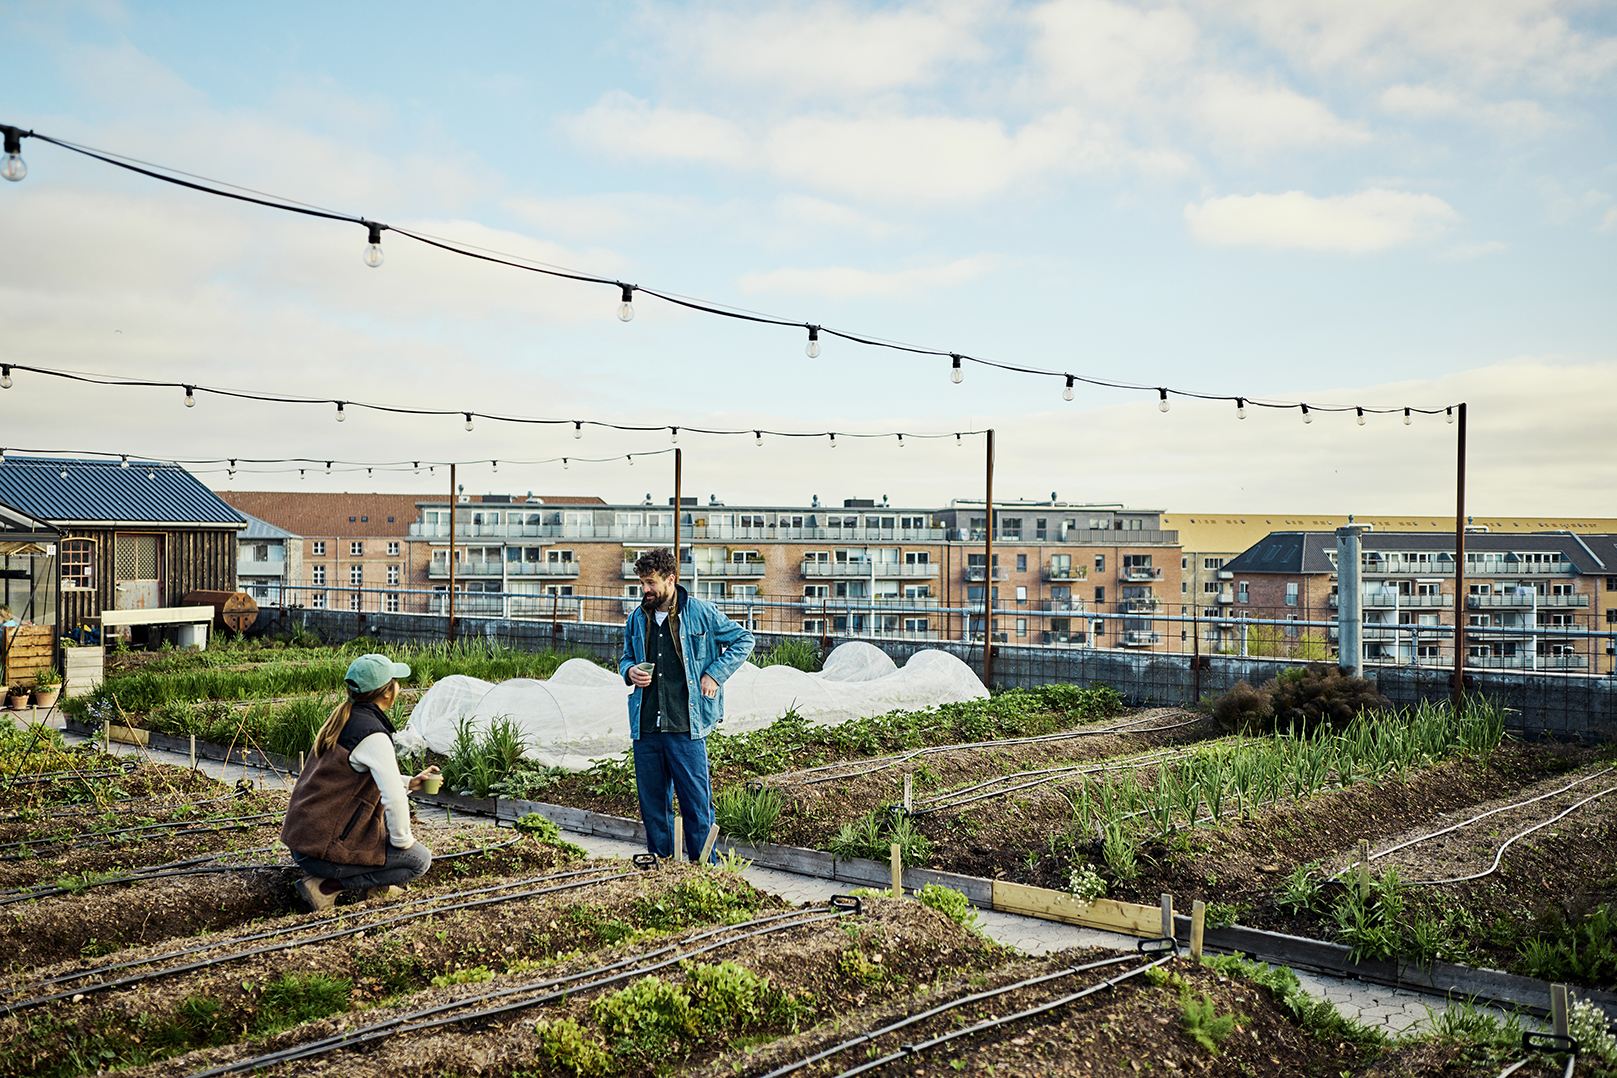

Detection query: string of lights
(0, 363), (992, 443)
(0, 123), (1462, 422)
(0, 446), (677, 481)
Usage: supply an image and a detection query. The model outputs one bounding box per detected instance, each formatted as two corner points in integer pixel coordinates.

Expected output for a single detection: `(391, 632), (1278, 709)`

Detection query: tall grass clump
(440, 716), (528, 797)
(749, 638), (821, 672)
(714, 784), (784, 844)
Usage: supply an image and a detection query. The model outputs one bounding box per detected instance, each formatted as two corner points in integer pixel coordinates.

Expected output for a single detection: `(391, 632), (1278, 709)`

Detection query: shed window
(61, 539), (95, 590)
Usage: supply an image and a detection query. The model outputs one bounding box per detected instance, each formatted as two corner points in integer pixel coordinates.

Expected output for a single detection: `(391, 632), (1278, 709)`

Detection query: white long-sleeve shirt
(347, 732), (415, 848)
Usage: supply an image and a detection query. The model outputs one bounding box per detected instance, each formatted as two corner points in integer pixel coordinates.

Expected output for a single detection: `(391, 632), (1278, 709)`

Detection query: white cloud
(1194, 73), (1370, 153)
(773, 194), (900, 238)
(1599, 207), (1617, 234)
(655, 0), (992, 99)
(1029, 0), (1200, 104)
(568, 92), (751, 168)
(1380, 83), (1566, 137)
(1438, 240), (1509, 261)
(736, 255), (998, 297)
(1184, 188), (1460, 252)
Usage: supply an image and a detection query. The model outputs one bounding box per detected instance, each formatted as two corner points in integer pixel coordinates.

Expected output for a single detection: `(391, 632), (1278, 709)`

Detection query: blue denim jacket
(619, 586), (754, 740)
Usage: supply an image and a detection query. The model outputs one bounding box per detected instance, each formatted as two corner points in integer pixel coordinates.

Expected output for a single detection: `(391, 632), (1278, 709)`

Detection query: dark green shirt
(639, 612), (690, 735)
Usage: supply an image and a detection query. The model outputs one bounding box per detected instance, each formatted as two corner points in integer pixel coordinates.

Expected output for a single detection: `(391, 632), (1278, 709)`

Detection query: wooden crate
(63, 647), (104, 695)
(1, 625), (54, 688)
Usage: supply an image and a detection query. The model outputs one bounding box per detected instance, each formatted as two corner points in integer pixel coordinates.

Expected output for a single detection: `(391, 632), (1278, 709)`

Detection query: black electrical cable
(2, 864), (634, 1014)
(187, 903), (853, 1077)
(1, 124), (1462, 417)
(829, 945), (1178, 1077)
(0, 862), (621, 1003)
(759, 951), (1140, 1077)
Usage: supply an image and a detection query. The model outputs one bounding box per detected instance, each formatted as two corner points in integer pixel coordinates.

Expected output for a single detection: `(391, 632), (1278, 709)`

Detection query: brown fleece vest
(280, 719), (388, 867)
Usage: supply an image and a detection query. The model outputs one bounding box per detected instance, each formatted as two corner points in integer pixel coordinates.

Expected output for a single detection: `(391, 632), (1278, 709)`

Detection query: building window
(350, 565), (363, 586)
(311, 540), (325, 556)
(387, 565), (400, 586)
(1182, 582), (1188, 594)
(1094, 554), (1105, 572)
(1015, 586), (1027, 602)
(385, 593), (400, 613)
(1015, 554), (1027, 573)
(1285, 615), (1299, 637)
(548, 549), (575, 563)
(1204, 558), (1225, 570)
(1016, 618), (1027, 637)
(1237, 582), (1249, 603)
(348, 591), (362, 611)
(1094, 586), (1105, 603)
(803, 619), (824, 633)
(312, 591), (327, 609)
(1285, 582), (1299, 607)
(312, 565), (326, 586)
(387, 541), (400, 556)
(1204, 581), (1220, 594)
(60, 538), (95, 590)
(350, 541), (364, 557)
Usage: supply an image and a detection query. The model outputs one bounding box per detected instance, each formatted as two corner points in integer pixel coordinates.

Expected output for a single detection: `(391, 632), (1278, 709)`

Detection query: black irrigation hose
(1403, 783), (1617, 886)
(907, 748), (1197, 817)
(189, 903), (856, 1077)
(0, 790), (242, 823)
(2, 864), (635, 1014)
(771, 713), (1202, 789)
(759, 951), (1140, 1078)
(0, 812), (281, 858)
(829, 943), (1178, 1077)
(1, 862), (622, 1002)
(1497, 1033), (1579, 1078)
(0, 763), (138, 787)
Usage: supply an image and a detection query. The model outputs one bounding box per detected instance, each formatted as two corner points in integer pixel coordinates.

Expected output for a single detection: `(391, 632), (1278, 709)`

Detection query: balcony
(962, 565), (1009, 582)
(1333, 592), (1450, 608)
(506, 561), (583, 577)
(687, 561), (769, 578)
(1040, 599), (1087, 613)
(1120, 567), (1163, 582)
(427, 560), (501, 578)
(1467, 593), (1589, 609)
(1041, 566), (1088, 582)
(237, 559), (285, 579)
(803, 561), (940, 579)
(1467, 654), (1589, 671)
(1042, 631), (1088, 645)
(428, 560), (578, 578)
(1123, 598), (1162, 613)
(1217, 570), (1234, 581)
(1119, 630), (1161, 647)
(1216, 589), (1234, 604)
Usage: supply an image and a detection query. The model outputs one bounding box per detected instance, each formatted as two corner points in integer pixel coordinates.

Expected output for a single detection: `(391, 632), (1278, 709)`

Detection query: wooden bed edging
(65, 717), (299, 775)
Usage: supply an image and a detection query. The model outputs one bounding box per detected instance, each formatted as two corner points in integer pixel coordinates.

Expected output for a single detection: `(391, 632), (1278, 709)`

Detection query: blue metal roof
(0, 457), (246, 527)
(238, 510), (297, 541)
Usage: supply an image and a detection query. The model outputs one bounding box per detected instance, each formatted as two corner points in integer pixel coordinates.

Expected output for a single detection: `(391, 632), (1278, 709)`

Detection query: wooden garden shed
(0, 499), (60, 688)
(0, 457), (246, 648)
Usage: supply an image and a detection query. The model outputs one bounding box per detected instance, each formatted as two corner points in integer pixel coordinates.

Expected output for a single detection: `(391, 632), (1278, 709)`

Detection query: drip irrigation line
(759, 951), (1140, 1078)
(0, 790), (242, 823)
(0, 811), (281, 858)
(828, 944), (1178, 1077)
(908, 748), (1198, 817)
(1403, 783), (1617, 886)
(1330, 767), (1617, 881)
(1, 862), (621, 1002)
(188, 903), (854, 1077)
(768, 712), (1202, 789)
(2, 864), (633, 1015)
(0, 763), (137, 787)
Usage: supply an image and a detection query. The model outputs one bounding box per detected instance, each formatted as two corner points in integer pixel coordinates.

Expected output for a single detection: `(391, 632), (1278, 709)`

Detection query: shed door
(113, 533), (163, 609)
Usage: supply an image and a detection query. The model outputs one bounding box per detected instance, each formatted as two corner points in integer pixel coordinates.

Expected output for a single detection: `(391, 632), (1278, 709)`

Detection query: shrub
(1211, 665), (1390, 735)
(441, 716), (528, 798)
(1181, 992), (1237, 1054)
(1211, 680), (1272, 733)
(534, 1016), (609, 1076)
(917, 883), (983, 936)
(592, 975), (694, 1059)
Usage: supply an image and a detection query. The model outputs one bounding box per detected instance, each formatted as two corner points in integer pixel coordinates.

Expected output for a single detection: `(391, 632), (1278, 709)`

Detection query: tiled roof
(1226, 530), (1617, 575)
(0, 458), (245, 527)
(217, 492), (423, 538)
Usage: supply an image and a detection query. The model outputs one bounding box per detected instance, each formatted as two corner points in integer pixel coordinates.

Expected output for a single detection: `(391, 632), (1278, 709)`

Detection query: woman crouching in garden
(281, 653), (439, 911)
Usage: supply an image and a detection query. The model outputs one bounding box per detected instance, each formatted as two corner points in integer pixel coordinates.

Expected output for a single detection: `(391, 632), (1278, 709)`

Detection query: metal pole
(673, 448), (683, 578)
(448, 463), (457, 645)
(1452, 403), (1467, 715)
(983, 429), (995, 689)
(1191, 604), (1201, 701)
(1336, 526), (1365, 676)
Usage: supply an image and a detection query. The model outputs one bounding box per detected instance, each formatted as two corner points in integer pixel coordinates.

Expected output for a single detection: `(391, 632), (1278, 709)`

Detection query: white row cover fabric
(402, 642), (988, 771)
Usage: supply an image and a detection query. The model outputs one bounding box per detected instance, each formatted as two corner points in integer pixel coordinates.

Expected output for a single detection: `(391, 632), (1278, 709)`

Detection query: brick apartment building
(1222, 529), (1617, 673)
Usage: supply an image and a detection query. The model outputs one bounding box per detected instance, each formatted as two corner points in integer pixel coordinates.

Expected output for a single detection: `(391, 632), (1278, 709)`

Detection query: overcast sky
(1, 1), (1612, 516)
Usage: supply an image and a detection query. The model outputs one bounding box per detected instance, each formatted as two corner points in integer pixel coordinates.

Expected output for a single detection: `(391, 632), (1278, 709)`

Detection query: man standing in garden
(621, 548), (753, 862)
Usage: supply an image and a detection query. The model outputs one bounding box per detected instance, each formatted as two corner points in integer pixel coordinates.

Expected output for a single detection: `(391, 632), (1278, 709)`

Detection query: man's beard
(641, 591), (659, 610)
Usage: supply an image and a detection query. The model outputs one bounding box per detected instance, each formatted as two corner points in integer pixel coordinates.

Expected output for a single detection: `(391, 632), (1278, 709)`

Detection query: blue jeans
(633, 731), (715, 863)
(291, 841), (432, 890)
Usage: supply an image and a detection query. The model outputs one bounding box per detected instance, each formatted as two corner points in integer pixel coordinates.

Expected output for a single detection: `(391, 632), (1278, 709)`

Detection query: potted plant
(5, 685), (28, 710)
(31, 668), (61, 708)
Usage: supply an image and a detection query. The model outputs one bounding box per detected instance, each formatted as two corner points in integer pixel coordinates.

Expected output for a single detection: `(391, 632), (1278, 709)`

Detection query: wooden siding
(58, 527), (238, 629)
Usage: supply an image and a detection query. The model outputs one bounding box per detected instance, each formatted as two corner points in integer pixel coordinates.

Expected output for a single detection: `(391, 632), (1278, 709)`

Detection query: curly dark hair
(633, 548), (678, 578)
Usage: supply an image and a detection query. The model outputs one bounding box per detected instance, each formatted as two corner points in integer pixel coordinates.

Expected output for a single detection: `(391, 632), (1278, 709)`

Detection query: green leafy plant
(253, 973), (352, 1035)
(1277, 864), (1323, 914)
(492, 761), (570, 800)
(1067, 862), (1107, 903)
(1201, 954), (1384, 1048)
(581, 753), (637, 799)
(916, 883), (984, 936)
(441, 716), (528, 797)
(592, 975), (695, 1060)
(1181, 992), (1238, 1054)
(534, 1016), (610, 1076)
(431, 965), (494, 987)
(714, 784), (784, 844)
(750, 638), (820, 671)
(1101, 820), (1139, 883)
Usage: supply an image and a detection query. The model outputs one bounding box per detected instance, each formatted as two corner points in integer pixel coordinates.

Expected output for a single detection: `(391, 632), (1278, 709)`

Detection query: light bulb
(0, 366), (11, 390)
(670, 427), (678, 444)
(491, 460), (498, 473)
(59, 466), (67, 479)
(897, 434), (905, 448)
(1158, 389), (1170, 413)
(617, 284), (635, 322)
(1236, 397), (1246, 420)
(955, 433), (962, 447)
(120, 455), (129, 468)
(1, 127), (24, 183)
(573, 421), (583, 440)
(325, 461), (332, 474)
(184, 386), (195, 408)
(363, 221), (384, 268)
(1356, 407), (1365, 426)
(1063, 376), (1075, 402)
(147, 469), (155, 479)
(829, 433), (837, 448)
(464, 413), (474, 432)
(1446, 406), (1455, 424)
(950, 354), (963, 384)
(805, 326), (820, 359)
(563, 457), (569, 470)
(1403, 408), (1412, 426)
(300, 469), (306, 480)
(366, 467), (373, 478)
(335, 401), (346, 422)
(413, 462), (420, 474)
(626, 454), (634, 466)
(754, 431), (762, 447)
(1301, 404), (1312, 424)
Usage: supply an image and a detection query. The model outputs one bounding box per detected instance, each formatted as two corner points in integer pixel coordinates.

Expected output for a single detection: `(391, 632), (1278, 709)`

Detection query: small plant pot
(4, 694), (27, 711)
(31, 689), (59, 708)
(420, 777), (443, 795)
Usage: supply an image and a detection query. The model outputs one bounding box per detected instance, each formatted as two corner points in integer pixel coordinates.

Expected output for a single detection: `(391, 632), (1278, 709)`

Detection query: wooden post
(700, 823), (720, 865)
(1190, 899), (1206, 961)
(903, 773), (913, 812)
(298, 750), (305, 775)
(1357, 839), (1372, 899)
(1451, 403), (1468, 716)
(983, 429), (995, 689)
(673, 816), (684, 862)
(1161, 893), (1174, 941)
(190, 734), (197, 770)
(1550, 983), (1569, 1037)
(448, 463), (458, 645)
(890, 842), (903, 898)
(673, 448), (683, 580)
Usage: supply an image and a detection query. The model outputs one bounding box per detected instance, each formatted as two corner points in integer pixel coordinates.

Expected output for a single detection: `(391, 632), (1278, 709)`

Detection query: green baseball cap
(345, 653), (411, 694)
